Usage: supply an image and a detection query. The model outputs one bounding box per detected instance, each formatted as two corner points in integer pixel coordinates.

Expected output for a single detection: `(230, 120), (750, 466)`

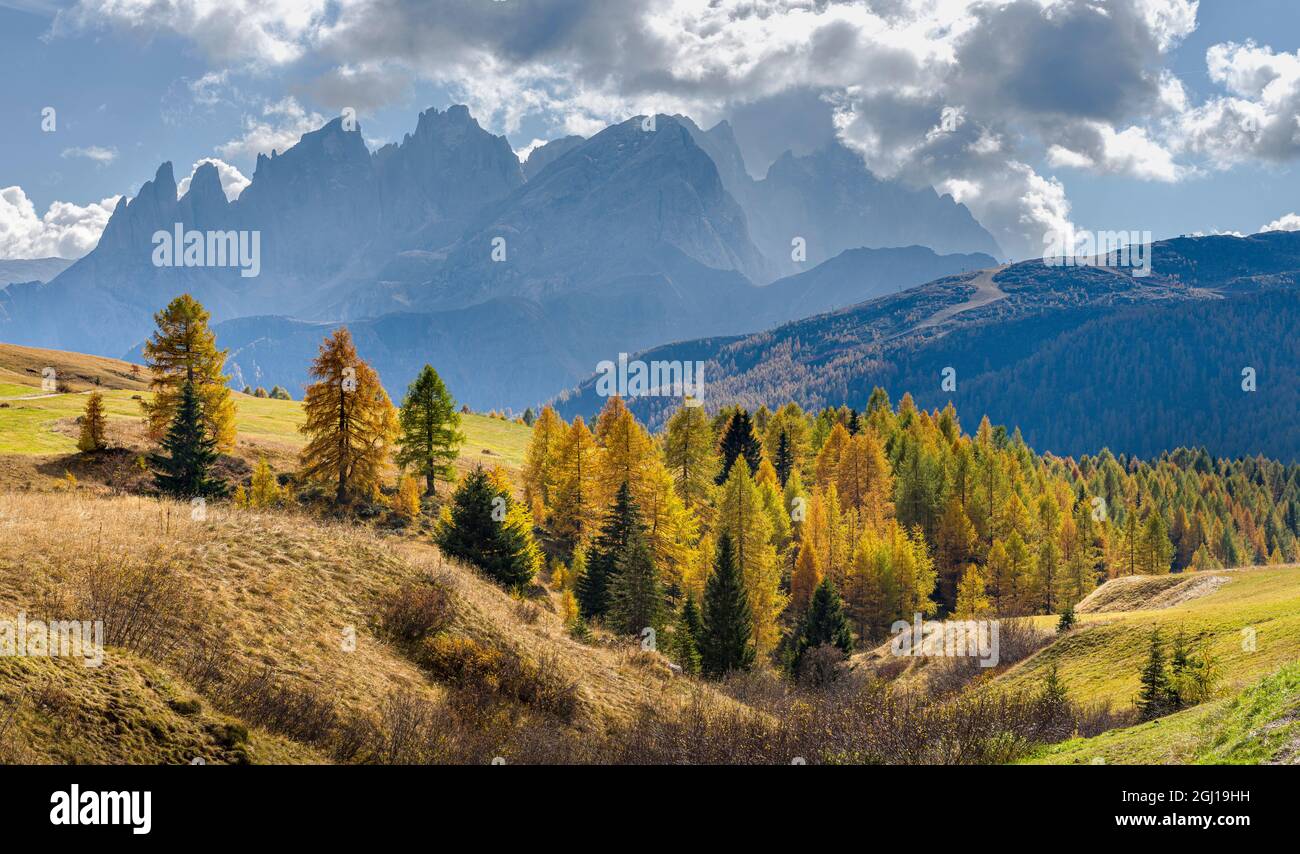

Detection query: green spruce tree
(773, 430), (794, 488)
(668, 596), (703, 675)
(609, 533), (662, 636)
(700, 533), (755, 676)
(1135, 628), (1175, 721)
(793, 577), (854, 669)
(434, 466), (538, 590)
(577, 481), (643, 620)
(151, 375), (226, 498)
(715, 410), (763, 485)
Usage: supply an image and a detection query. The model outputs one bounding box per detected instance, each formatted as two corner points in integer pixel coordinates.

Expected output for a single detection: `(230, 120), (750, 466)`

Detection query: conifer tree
(715, 409), (762, 485)
(1139, 511), (1174, 575)
(764, 403), (811, 482)
(668, 596), (704, 675)
(934, 495), (978, 609)
(700, 533), (755, 676)
(793, 577), (854, 669)
(77, 391), (108, 452)
(954, 565), (992, 618)
(551, 416), (602, 553)
(814, 422), (851, 490)
(836, 430), (893, 529)
(249, 456), (283, 508)
(392, 473), (422, 523)
(577, 481), (643, 620)
(522, 405), (566, 523)
(434, 466), (539, 590)
(140, 294), (237, 451)
(151, 375), (226, 498)
(772, 430), (794, 488)
(664, 402), (719, 519)
(609, 533), (662, 636)
(791, 541), (822, 613)
(394, 364), (464, 495)
(1135, 628), (1175, 721)
(298, 327), (398, 505)
(718, 457), (784, 655)
(594, 396), (657, 504)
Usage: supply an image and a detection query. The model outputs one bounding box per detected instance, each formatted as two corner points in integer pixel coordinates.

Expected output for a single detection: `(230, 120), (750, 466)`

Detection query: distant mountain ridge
(1, 104), (1000, 408)
(0, 257), (73, 287)
(556, 230), (1300, 462)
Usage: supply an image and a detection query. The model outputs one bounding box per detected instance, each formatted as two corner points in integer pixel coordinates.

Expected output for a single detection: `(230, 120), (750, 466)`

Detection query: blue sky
(3, 0), (1300, 261)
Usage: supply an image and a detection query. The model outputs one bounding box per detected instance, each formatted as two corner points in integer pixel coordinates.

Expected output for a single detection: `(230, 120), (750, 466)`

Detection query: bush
(415, 635), (579, 723)
(796, 643), (849, 689)
(376, 584), (455, 645)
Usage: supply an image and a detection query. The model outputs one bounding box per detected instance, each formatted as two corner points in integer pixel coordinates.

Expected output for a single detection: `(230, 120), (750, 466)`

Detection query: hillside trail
(915, 265), (1008, 331)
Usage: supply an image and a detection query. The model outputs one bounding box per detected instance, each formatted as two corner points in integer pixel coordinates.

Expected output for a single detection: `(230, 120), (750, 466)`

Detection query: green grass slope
(0, 372), (529, 467)
(1027, 662), (1300, 765)
(997, 567), (1300, 711)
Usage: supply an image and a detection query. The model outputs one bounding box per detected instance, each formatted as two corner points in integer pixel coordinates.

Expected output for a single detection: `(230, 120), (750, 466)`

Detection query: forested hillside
(558, 231), (1300, 462)
(524, 390), (1300, 667)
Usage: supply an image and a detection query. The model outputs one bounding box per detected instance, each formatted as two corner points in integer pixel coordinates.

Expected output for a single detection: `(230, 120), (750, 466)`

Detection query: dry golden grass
(0, 342), (149, 393)
(0, 491), (714, 763)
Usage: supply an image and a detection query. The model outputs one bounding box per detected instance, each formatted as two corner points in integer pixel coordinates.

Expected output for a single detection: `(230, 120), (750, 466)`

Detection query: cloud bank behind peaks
(70, 0), (1300, 259)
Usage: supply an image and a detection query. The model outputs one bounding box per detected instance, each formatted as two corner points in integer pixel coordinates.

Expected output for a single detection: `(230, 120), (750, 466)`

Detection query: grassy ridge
(995, 568), (1300, 711)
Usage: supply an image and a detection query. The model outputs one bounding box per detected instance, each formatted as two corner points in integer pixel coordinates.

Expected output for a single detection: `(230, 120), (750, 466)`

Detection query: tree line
(520, 390), (1300, 677)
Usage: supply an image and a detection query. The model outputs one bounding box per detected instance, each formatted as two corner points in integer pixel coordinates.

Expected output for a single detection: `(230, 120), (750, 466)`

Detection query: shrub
(376, 583), (455, 645)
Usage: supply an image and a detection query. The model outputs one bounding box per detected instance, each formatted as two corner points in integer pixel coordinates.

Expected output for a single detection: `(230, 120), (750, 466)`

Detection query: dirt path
(916, 265), (1008, 330)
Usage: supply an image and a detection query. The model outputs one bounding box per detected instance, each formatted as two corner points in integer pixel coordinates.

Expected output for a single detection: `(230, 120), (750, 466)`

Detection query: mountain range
(0, 105), (999, 409)
(557, 230), (1300, 462)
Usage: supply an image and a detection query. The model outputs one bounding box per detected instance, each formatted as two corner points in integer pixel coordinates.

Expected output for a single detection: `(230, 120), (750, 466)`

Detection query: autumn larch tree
(699, 532), (755, 677)
(140, 294), (237, 452)
(718, 457), (784, 656)
(77, 391), (108, 452)
(298, 327), (398, 505)
(522, 405), (566, 523)
(663, 402), (719, 520)
(394, 364), (464, 496)
(550, 416), (602, 553)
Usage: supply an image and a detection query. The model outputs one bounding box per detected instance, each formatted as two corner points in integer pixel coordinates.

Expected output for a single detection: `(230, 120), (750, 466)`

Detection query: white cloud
(176, 158), (251, 201)
(0, 186), (120, 260)
(60, 145), (118, 165)
(216, 97), (327, 161)
(67, 0), (1300, 257)
(1260, 213), (1300, 232)
(514, 138), (548, 162)
(55, 0), (326, 68)
(1046, 124), (1184, 182)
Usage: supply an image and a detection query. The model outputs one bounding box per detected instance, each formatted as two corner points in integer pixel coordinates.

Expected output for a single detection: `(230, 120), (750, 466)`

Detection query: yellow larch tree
(298, 327), (398, 504)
